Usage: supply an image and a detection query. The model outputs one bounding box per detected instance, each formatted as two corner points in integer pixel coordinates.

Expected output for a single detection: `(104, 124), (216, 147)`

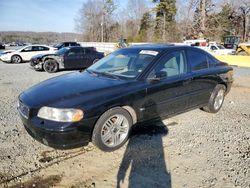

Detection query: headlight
(37, 106), (84, 122)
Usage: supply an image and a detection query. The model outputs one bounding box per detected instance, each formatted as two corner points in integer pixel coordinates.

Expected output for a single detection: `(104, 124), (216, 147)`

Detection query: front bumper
(30, 60), (43, 70)
(0, 57), (11, 63)
(18, 111), (97, 150)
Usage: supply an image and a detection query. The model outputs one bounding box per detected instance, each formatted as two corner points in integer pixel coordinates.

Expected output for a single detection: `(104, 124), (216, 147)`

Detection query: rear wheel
(11, 55), (22, 63)
(202, 84), (226, 113)
(43, 59), (58, 73)
(92, 107), (132, 152)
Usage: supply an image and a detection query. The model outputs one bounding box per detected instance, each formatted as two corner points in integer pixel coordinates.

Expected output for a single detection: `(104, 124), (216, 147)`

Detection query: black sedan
(18, 44), (233, 151)
(30, 46), (104, 73)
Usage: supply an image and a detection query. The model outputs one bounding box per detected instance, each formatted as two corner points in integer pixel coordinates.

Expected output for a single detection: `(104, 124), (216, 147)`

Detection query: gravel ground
(0, 61), (249, 188)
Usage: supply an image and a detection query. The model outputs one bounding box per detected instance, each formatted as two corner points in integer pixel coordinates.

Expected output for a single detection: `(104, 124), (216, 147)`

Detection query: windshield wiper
(85, 69), (98, 75)
(97, 71), (120, 80)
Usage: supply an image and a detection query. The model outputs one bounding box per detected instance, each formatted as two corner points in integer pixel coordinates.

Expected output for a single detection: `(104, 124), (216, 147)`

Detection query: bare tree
(75, 0), (118, 42)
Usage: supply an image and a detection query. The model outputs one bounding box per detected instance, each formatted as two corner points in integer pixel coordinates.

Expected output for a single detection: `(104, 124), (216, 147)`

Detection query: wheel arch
(90, 105), (138, 137)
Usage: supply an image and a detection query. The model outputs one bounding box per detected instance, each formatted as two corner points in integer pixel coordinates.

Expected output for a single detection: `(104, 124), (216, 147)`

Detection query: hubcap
(13, 56), (21, 63)
(45, 62), (56, 72)
(214, 89), (224, 110)
(101, 114), (129, 147)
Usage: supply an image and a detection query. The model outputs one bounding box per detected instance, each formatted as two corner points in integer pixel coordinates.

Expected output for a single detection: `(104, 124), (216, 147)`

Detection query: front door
(142, 50), (192, 120)
(20, 46), (35, 61)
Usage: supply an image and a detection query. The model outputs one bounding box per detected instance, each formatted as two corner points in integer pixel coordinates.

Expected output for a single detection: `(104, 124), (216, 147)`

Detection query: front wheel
(202, 84), (226, 113)
(11, 55), (22, 63)
(43, 59), (58, 73)
(92, 107), (132, 152)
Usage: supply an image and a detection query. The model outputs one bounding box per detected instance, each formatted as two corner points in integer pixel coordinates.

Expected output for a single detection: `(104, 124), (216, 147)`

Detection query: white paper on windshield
(139, 50), (158, 56)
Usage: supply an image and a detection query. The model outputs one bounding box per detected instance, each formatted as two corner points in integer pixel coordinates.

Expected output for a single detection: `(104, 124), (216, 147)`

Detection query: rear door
(64, 48), (83, 69)
(186, 48), (218, 108)
(143, 49), (191, 119)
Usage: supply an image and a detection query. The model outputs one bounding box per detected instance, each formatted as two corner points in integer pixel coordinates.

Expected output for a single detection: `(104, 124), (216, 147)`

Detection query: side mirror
(148, 71), (167, 82)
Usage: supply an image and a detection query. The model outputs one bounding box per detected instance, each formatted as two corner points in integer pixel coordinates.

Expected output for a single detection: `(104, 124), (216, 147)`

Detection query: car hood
(19, 71), (136, 108)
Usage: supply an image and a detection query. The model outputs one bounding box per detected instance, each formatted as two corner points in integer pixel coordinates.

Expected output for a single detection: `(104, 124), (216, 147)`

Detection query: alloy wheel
(101, 114), (129, 147)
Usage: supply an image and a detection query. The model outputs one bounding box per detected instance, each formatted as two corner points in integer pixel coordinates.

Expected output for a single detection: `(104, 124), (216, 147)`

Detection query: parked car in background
(206, 42), (236, 55)
(53, 42), (80, 50)
(0, 45), (56, 63)
(0, 43), (5, 50)
(30, 46), (104, 73)
(0, 50), (15, 56)
(18, 44), (233, 151)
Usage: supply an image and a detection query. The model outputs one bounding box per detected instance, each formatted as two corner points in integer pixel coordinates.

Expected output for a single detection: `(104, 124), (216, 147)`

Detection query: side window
(68, 48), (82, 56)
(21, 46), (32, 52)
(38, 46), (49, 51)
(210, 46), (217, 50)
(187, 50), (208, 71)
(149, 51), (187, 78)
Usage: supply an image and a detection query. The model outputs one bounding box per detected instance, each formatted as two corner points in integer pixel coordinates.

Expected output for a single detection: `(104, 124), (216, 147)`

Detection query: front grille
(18, 100), (30, 119)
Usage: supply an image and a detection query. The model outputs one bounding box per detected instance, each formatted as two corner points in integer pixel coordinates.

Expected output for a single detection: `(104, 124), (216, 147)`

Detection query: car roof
(66, 46), (94, 49)
(25, 44), (51, 47)
(129, 44), (191, 51)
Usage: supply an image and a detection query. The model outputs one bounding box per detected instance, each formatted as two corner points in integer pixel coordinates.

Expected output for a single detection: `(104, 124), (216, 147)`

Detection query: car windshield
(56, 47), (69, 55)
(87, 48), (160, 79)
(217, 44), (225, 49)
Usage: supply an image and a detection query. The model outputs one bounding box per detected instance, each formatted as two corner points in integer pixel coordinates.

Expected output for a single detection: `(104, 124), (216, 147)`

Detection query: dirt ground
(0, 61), (249, 188)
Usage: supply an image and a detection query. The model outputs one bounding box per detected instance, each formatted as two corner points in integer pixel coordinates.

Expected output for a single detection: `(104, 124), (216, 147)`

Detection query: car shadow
(117, 121), (171, 188)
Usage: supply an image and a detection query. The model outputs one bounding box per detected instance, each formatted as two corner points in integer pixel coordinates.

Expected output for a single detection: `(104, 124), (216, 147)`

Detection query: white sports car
(0, 45), (56, 63)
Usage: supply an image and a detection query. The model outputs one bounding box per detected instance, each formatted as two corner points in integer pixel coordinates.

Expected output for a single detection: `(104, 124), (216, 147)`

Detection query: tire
(202, 84), (226, 113)
(93, 59), (99, 64)
(11, 55), (22, 63)
(92, 107), (132, 152)
(43, 59), (58, 73)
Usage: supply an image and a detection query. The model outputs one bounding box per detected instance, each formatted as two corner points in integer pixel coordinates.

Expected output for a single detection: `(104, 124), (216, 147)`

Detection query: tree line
(75, 0), (250, 43)
(0, 31), (83, 44)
